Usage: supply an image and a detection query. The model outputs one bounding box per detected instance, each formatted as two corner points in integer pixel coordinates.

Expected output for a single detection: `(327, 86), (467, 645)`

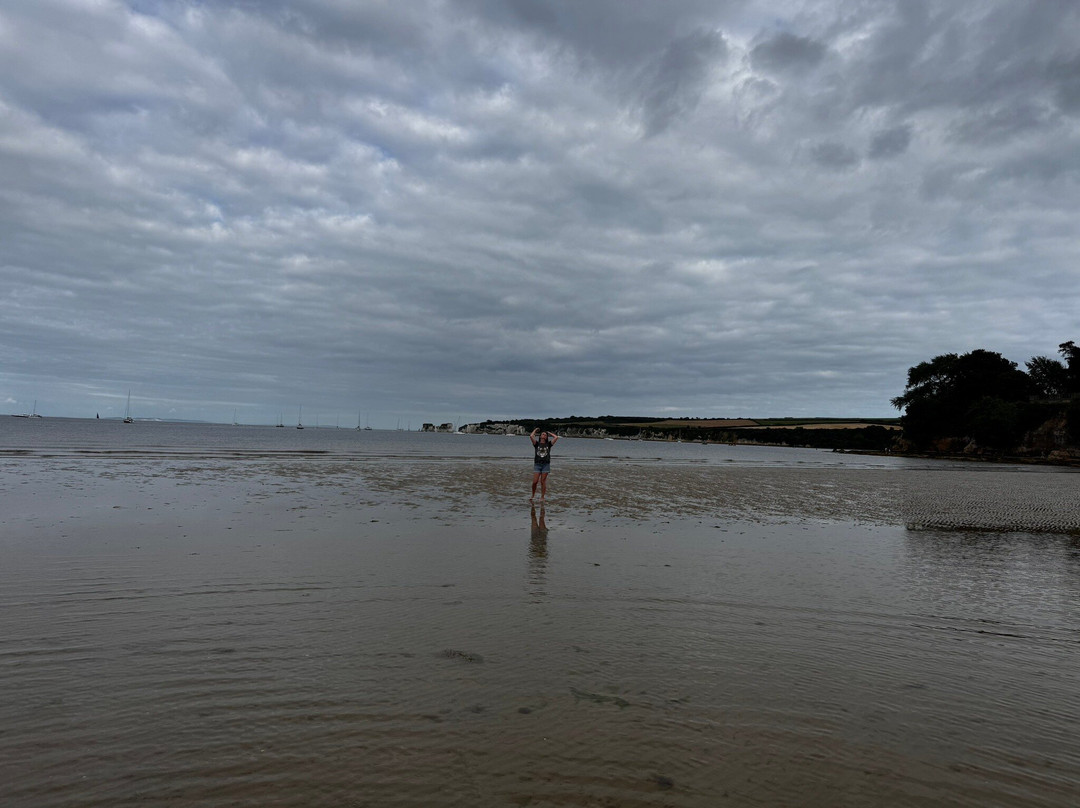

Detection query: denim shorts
(533, 462), (551, 474)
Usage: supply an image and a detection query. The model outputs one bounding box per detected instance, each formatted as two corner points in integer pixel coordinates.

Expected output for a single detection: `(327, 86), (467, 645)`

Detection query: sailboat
(296, 406), (304, 429)
(123, 391), (134, 423)
(12, 400), (43, 418)
(276, 412), (285, 428)
(356, 409), (363, 431)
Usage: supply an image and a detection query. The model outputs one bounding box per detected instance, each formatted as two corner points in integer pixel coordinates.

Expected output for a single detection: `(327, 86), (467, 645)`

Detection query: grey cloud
(750, 32), (826, 73)
(213, 0), (435, 60)
(639, 29), (727, 135)
(949, 103), (1056, 146)
(457, 0), (742, 70)
(846, 1), (1080, 115)
(868, 124), (912, 158)
(809, 141), (859, 169)
(1048, 55), (1080, 114)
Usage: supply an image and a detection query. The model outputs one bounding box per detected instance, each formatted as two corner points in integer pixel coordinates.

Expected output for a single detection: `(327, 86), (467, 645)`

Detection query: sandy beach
(3, 432), (1080, 807)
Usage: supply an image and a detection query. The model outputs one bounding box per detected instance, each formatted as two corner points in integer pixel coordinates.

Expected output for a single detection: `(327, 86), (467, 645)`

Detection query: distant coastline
(461, 416), (900, 452)
(3, 414), (221, 425)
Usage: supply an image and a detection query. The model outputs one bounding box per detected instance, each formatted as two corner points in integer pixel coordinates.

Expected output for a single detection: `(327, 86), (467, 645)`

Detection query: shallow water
(2, 421), (1079, 806)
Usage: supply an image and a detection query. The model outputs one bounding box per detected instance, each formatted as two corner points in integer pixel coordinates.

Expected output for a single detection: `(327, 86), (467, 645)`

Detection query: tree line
(892, 341), (1080, 453)
(478, 417), (900, 451)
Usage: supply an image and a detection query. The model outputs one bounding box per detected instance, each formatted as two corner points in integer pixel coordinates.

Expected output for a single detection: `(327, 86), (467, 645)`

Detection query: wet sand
(2, 453), (1080, 807)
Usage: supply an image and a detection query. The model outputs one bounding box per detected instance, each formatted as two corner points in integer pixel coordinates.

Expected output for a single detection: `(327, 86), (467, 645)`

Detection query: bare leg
(531, 472), (541, 500)
(539, 472), (548, 501)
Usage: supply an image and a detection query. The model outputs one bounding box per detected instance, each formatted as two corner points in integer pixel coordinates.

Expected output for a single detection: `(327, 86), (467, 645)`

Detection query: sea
(2, 417), (1079, 807)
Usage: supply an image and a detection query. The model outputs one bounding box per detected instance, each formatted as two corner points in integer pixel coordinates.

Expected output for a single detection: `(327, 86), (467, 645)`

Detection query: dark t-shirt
(534, 441), (551, 465)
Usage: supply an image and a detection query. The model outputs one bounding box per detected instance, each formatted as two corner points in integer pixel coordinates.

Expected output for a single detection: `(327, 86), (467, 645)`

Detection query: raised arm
(530, 427), (539, 445)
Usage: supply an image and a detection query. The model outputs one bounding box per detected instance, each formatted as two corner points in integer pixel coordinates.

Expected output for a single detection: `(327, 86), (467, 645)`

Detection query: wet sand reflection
(528, 503), (548, 594)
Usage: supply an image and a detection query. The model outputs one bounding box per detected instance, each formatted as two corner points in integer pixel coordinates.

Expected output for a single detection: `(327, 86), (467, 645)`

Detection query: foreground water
(2, 420), (1079, 806)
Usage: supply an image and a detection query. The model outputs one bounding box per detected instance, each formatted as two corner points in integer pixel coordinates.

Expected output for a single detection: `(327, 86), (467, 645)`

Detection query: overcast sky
(2, 0), (1078, 425)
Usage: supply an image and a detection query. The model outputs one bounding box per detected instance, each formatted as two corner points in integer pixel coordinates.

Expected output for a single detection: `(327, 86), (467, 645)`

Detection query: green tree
(892, 349), (1033, 447)
(1026, 355), (1069, 399)
(1059, 341), (1080, 396)
(966, 397), (1024, 450)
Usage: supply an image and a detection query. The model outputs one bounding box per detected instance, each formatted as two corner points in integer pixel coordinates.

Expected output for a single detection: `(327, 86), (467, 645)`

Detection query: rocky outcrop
(1020, 412), (1069, 454)
(561, 426), (612, 438)
(460, 423), (619, 438)
(461, 422), (528, 436)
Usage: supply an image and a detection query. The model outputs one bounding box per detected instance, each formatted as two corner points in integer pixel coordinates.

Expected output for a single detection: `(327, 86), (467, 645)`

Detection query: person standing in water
(529, 428), (559, 501)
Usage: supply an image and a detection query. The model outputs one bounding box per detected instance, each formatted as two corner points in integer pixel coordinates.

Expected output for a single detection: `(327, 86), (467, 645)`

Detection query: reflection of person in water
(530, 503), (548, 555)
(529, 428), (560, 501)
(529, 504), (548, 579)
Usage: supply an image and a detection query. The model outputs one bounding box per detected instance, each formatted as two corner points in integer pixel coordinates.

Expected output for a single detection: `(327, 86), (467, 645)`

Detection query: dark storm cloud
(1, 0), (1077, 423)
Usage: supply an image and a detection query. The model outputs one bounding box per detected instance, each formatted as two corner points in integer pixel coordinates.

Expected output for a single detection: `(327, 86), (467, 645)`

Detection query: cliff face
(461, 423), (528, 436)
(1017, 412), (1079, 462)
(897, 408), (1080, 464)
(1022, 412), (1068, 452)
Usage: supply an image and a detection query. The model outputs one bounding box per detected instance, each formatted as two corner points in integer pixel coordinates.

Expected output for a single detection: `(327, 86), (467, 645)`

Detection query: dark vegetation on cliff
(891, 340), (1080, 460)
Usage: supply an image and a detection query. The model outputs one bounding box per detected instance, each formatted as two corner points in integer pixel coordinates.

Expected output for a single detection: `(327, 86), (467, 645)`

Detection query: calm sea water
(2, 418), (1079, 806)
(0, 416), (918, 466)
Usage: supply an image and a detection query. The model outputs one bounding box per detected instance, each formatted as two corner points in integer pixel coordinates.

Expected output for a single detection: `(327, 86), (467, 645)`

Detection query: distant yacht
(12, 400), (43, 418)
(123, 391), (134, 423)
(356, 409), (363, 431)
(276, 412), (285, 428)
(296, 406), (304, 429)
